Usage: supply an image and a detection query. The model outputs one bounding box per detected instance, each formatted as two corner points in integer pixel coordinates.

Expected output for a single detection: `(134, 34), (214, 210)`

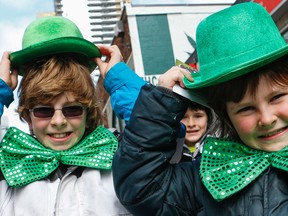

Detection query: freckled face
(29, 93), (87, 151)
(181, 107), (208, 147)
(226, 77), (288, 152)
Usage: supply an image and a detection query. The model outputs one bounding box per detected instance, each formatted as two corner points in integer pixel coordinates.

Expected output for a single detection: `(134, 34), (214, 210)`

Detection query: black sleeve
(113, 84), (200, 215)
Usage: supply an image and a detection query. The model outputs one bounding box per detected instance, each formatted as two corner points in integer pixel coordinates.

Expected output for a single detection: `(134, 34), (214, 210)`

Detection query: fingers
(10, 68), (19, 91)
(181, 68), (193, 82)
(158, 66), (181, 89)
(0, 52), (11, 79)
(93, 45), (123, 79)
(95, 57), (106, 77)
(0, 51), (18, 90)
(158, 66), (194, 90)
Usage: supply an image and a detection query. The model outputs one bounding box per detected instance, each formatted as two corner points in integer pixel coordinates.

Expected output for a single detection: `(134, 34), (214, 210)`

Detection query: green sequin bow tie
(0, 126), (118, 187)
(200, 137), (288, 201)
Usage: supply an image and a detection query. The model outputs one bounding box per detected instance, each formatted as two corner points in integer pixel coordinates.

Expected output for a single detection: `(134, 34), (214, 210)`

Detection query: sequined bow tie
(200, 137), (288, 201)
(0, 126), (118, 187)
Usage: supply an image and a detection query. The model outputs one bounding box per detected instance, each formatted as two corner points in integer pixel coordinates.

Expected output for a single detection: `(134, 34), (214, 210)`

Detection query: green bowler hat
(184, 2), (288, 89)
(10, 16), (101, 75)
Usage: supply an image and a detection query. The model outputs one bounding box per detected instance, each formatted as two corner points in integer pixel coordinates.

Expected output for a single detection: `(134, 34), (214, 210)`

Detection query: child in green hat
(0, 16), (130, 215)
(96, 2), (288, 215)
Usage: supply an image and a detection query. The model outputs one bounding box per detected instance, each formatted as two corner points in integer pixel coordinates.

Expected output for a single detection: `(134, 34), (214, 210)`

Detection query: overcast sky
(0, 0), (54, 133)
(0, 0), (54, 54)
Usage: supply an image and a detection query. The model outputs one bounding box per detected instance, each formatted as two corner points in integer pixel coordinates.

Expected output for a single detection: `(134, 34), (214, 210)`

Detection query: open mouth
(49, 132), (71, 138)
(259, 126), (288, 138)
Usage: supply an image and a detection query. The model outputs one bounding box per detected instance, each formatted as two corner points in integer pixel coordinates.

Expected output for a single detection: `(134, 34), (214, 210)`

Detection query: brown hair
(17, 54), (104, 135)
(205, 54), (288, 139)
(187, 101), (218, 136)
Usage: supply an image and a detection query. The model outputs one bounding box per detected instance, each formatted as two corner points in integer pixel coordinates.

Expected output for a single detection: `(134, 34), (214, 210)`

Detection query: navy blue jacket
(113, 84), (288, 216)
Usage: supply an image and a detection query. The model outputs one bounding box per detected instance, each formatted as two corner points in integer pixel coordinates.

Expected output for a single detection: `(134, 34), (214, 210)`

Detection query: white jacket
(0, 166), (131, 216)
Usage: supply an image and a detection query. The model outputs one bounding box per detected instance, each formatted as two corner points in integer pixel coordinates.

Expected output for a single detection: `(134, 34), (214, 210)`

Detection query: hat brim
(184, 45), (288, 89)
(10, 37), (101, 75)
(173, 84), (210, 108)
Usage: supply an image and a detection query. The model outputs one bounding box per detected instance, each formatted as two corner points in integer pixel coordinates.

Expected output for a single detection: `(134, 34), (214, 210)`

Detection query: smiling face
(206, 55), (288, 149)
(28, 92), (87, 151)
(181, 107), (208, 147)
(227, 76), (288, 152)
(18, 55), (104, 146)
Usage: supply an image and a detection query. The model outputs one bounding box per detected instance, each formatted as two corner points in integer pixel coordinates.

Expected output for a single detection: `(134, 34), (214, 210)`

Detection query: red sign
(253, 0), (283, 13)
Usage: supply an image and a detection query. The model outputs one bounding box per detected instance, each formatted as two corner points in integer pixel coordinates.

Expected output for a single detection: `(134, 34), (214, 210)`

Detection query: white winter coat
(0, 166), (131, 216)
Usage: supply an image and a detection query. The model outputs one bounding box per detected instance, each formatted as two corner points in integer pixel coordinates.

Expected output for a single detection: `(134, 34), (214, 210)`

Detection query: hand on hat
(158, 66), (193, 90)
(0, 52), (18, 91)
(94, 45), (123, 79)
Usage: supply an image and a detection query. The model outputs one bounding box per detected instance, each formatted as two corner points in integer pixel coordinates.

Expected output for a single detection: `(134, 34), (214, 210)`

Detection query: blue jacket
(103, 62), (146, 122)
(0, 79), (14, 117)
(105, 63), (189, 164)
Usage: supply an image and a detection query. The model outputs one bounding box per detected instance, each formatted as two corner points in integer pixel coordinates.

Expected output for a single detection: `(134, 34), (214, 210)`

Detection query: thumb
(182, 70), (194, 82)
(94, 57), (107, 78)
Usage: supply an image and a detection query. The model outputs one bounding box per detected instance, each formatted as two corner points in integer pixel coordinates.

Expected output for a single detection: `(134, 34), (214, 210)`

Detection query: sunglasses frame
(29, 105), (85, 118)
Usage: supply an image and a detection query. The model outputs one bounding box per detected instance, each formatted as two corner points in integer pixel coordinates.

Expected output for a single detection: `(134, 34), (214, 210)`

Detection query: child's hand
(158, 66), (193, 90)
(0, 51), (18, 91)
(93, 45), (123, 79)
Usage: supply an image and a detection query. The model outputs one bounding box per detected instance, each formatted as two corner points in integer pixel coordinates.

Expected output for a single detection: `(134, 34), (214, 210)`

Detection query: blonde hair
(17, 54), (104, 135)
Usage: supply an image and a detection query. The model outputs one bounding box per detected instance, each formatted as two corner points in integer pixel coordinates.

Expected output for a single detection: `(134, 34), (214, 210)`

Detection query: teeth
(262, 128), (285, 137)
(51, 133), (68, 138)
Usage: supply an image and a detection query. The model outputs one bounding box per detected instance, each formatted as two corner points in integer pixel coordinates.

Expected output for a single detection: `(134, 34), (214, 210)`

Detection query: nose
(186, 117), (195, 127)
(258, 108), (277, 128)
(50, 109), (67, 127)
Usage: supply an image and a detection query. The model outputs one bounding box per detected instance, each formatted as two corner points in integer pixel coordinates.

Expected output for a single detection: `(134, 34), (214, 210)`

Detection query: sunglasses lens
(62, 106), (84, 117)
(31, 106), (84, 118)
(33, 107), (54, 118)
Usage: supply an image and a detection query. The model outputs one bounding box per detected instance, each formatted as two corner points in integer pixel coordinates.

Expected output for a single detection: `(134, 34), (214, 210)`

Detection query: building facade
(54, 0), (126, 46)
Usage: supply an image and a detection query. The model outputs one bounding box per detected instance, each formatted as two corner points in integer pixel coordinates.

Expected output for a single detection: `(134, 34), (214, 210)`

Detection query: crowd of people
(0, 2), (288, 215)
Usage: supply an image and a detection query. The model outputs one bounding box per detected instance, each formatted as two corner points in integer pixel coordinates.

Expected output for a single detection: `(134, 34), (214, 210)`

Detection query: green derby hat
(184, 2), (288, 89)
(10, 16), (101, 75)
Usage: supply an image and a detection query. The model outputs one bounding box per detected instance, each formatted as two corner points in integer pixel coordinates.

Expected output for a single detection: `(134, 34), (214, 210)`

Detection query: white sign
(142, 75), (161, 86)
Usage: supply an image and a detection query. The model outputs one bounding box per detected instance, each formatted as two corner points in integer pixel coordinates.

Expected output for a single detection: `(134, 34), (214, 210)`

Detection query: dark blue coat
(113, 84), (288, 216)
